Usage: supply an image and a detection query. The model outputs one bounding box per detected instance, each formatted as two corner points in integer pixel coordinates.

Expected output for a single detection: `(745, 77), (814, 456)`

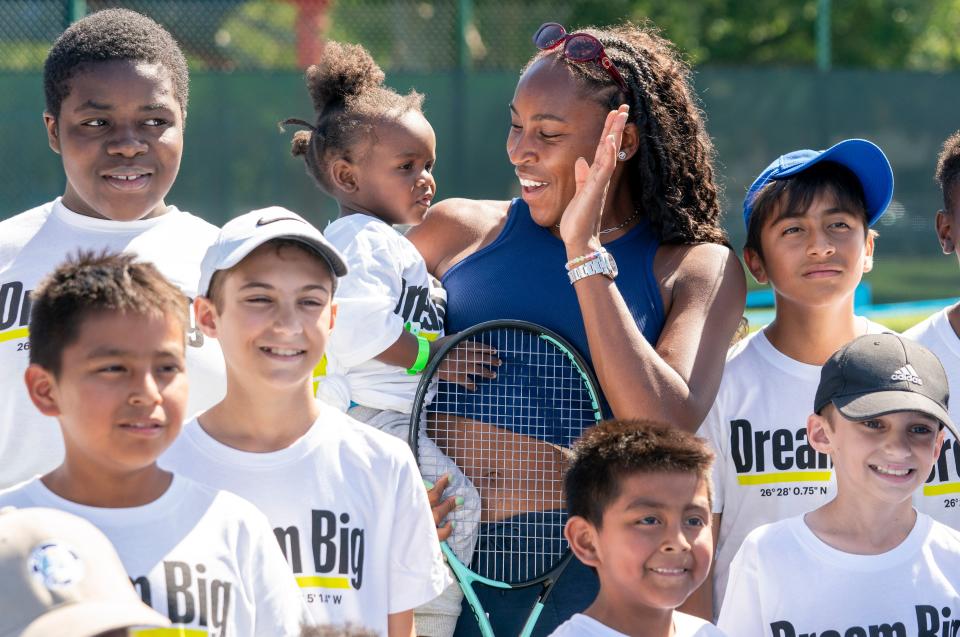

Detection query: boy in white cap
(0, 252), (306, 636)
(690, 139), (893, 619)
(0, 506), (170, 637)
(161, 207), (449, 637)
(718, 333), (960, 635)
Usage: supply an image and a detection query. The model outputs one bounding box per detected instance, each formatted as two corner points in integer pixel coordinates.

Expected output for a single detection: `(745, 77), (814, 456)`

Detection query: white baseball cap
(198, 206), (348, 297)
(0, 506), (171, 637)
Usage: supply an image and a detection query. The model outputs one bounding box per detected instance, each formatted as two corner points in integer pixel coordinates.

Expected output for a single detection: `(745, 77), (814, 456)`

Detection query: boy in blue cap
(689, 139), (893, 619)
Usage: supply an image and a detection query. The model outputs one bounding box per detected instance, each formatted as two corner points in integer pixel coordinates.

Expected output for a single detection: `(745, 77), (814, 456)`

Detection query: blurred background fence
(1, 0), (958, 318)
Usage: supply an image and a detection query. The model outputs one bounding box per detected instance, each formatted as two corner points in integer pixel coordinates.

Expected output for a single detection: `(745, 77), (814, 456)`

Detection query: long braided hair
(524, 22), (726, 246)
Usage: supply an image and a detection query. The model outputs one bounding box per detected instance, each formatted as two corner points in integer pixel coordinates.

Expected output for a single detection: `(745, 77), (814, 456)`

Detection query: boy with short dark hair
(552, 420), (724, 637)
(0, 8), (225, 489)
(718, 333), (960, 635)
(161, 207), (449, 637)
(693, 140), (893, 618)
(0, 252), (306, 635)
(903, 130), (960, 528)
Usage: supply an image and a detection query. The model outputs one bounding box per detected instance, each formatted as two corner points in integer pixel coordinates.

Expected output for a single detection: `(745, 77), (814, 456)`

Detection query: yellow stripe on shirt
(737, 471), (832, 485)
(0, 327), (29, 343)
(297, 575), (351, 589)
(923, 482), (960, 496)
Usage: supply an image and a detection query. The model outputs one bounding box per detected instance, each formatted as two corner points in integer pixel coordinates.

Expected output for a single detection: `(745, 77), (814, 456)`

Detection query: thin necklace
(555, 209), (641, 234)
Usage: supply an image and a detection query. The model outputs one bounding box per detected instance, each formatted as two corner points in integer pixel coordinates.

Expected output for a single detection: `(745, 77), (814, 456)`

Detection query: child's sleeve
(716, 534), (765, 637)
(327, 236), (407, 368)
(242, 509), (313, 635)
(387, 445), (452, 614)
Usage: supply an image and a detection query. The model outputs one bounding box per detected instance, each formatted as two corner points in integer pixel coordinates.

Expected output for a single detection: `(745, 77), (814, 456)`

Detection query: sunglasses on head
(533, 22), (628, 93)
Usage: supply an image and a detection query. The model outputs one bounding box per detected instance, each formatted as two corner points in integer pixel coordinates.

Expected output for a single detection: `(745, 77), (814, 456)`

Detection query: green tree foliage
(568, 0), (960, 70)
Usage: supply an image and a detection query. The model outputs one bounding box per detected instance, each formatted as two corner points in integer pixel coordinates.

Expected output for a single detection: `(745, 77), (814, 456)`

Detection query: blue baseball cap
(742, 138), (894, 231)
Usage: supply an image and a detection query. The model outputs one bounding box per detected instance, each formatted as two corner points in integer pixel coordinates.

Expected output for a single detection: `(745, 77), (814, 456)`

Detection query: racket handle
(518, 602), (545, 637)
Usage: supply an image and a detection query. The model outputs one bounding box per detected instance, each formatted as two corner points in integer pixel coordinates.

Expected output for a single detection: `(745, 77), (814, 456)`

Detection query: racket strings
(422, 327), (597, 586)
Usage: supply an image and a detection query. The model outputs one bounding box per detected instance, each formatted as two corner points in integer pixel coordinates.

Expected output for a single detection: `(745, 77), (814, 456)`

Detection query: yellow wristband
(407, 335), (430, 375)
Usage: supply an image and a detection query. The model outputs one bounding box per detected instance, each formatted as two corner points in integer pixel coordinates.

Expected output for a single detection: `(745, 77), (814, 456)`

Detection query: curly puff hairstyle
(936, 131), (960, 210)
(565, 419), (714, 528)
(524, 22), (726, 246)
(283, 41), (423, 194)
(44, 8), (189, 118)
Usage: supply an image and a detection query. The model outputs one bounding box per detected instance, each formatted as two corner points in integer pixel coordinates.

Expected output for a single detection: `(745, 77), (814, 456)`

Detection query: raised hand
(558, 104), (630, 253)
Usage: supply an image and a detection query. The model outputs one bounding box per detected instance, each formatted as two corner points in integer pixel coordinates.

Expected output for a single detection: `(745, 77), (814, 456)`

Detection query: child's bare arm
(387, 609), (415, 637)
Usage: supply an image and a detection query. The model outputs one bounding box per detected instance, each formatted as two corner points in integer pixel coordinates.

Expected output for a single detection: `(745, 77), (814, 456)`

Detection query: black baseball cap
(814, 333), (958, 439)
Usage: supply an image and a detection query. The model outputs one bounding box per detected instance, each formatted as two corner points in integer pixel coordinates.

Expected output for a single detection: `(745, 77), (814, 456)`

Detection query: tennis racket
(409, 319), (602, 637)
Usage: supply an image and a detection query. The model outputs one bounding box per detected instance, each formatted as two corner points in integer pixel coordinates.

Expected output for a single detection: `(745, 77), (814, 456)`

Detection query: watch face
(604, 252), (618, 279)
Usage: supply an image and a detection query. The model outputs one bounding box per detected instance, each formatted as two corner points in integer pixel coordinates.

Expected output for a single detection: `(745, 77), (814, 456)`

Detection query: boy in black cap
(718, 333), (960, 636)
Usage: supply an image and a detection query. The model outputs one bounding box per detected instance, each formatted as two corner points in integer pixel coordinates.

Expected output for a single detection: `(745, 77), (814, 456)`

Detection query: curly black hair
(524, 22), (725, 246)
(936, 131), (960, 210)
(43, 8), (189, 118)
(565, 419), (714, 529)
(282, 41), (423, 194)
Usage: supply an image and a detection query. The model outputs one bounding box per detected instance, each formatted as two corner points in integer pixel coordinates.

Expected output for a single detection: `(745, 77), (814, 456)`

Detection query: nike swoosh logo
(256, 216), (303, 227)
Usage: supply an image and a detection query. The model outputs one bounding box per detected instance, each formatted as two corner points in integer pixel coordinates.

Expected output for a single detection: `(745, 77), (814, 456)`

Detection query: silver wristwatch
(568, 251), (618, 284)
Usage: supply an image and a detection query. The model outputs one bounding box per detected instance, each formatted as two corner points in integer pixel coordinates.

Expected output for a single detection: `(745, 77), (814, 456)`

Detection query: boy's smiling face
(25, 311), (188, 475)
(809, 405), (945, 506)
(45, 59), (183, 221)
(567, 470), (713, 613)
(744, 189), (874, 308)
(198, 242), (336, 391)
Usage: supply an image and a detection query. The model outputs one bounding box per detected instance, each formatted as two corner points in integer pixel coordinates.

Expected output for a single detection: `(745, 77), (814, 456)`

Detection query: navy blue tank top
(443, 198), (666, 408)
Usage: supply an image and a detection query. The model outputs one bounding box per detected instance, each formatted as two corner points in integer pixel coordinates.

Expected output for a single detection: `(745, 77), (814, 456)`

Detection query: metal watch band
(567, 252), (618, 284)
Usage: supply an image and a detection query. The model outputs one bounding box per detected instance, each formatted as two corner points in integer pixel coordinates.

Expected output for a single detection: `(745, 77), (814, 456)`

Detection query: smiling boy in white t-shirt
(718, 334), (960, 636)
(551, 420), (725, 637)
(0, 252), (305, 636)
(161, 208), (449, 637)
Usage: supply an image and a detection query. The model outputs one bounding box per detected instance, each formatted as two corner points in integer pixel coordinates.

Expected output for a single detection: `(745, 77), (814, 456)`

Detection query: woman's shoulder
(653, 242), (744, 300)
(407, 198), (512, 276)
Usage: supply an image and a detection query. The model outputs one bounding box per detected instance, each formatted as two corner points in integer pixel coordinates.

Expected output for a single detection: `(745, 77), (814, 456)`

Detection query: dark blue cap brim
(743, 138), (894, 231)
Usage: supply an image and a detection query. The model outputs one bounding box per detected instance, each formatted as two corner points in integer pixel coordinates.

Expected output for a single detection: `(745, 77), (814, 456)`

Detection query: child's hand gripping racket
(409, 320), (602, 637)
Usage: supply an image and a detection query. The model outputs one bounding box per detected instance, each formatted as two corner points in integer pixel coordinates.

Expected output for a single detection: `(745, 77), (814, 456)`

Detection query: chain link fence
(0, 1), (596, 72)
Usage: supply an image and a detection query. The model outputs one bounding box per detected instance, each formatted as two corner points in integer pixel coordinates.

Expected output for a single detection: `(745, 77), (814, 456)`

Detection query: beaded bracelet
(406, 335), (430, 375)
(565, 247), (607, 271)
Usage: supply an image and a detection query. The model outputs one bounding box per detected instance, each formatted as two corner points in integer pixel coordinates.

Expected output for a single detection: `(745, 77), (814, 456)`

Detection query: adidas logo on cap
(891, 364), (923, 385)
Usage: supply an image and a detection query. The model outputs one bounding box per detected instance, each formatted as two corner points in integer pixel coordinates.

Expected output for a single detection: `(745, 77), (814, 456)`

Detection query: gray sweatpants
(348, 405), (480, 637)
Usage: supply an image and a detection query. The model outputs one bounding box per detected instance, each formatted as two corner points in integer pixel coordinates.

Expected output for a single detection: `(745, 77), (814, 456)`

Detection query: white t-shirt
(717, 513), (960, 637)
(699, 320), (887, 617)
(319, 214), (446, 413)
(0, 199), (227, 488)
(904, 308), (960, 530)
(160, 403), (450, 633)
(548, 612), (726, 636)
(0, 475), (306, 637)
